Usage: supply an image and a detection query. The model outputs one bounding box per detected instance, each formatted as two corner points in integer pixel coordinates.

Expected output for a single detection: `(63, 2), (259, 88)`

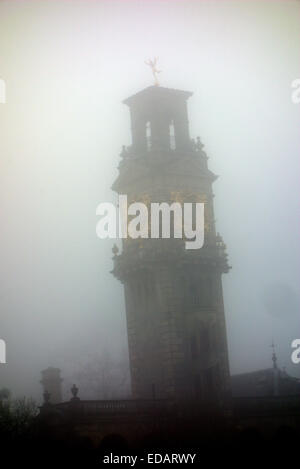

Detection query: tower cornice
(123, 86), (193, 106)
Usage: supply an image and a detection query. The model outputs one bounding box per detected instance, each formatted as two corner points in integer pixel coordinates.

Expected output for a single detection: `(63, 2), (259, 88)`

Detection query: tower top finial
(145, 57), (161, 86)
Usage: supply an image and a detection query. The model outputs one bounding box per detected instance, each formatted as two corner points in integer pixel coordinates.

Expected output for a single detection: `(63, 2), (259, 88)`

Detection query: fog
(0, 0), (299, 402)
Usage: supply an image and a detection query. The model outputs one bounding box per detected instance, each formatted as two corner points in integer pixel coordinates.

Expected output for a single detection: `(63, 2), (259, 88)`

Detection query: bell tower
(112, 86), (231, 411)
(123, 86), (192, 153)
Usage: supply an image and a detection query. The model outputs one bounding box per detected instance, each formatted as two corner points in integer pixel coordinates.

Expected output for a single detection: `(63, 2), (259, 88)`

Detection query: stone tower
(40, 367), (63, 404)
(112, 86), (231, 410)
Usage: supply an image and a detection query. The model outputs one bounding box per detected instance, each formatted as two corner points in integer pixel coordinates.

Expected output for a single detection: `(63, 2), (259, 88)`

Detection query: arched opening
(146, 121), (152, 151)
(169, 120), (176, 150)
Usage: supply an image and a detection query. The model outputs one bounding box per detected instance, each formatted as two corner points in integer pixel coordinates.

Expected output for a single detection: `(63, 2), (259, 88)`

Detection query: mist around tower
(0, 0), (300, 466)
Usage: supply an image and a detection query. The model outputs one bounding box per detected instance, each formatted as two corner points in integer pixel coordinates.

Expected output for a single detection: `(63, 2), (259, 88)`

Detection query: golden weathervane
(145, 57), (161, 86)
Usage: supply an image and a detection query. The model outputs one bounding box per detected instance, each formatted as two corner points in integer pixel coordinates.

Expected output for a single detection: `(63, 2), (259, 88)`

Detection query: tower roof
(123, 86), (193, 106)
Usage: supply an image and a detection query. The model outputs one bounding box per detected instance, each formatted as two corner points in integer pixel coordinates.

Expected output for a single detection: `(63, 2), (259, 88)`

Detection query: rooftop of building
(123, 85), (193, 106)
